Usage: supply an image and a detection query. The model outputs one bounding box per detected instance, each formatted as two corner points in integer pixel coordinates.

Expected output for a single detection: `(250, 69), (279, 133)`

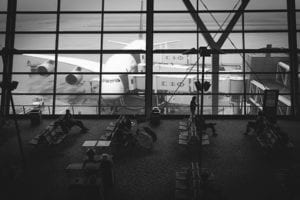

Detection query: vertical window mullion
(52, 0), (61, 115)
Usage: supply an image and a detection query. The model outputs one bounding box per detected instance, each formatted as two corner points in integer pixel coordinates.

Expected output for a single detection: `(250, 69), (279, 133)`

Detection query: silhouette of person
(100, 154), (114, 192)
(61, 109), (89, 133)
(190, 96), (197, 118)
(245, 110), (266, 136)
(83, 148), (98, 167)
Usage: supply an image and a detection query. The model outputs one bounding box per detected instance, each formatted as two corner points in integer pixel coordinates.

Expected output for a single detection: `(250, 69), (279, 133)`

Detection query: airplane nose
(101, 83), (123, 100)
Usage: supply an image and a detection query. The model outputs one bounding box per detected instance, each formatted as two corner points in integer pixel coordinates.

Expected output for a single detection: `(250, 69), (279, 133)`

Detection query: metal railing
(11, 104), (292, 116)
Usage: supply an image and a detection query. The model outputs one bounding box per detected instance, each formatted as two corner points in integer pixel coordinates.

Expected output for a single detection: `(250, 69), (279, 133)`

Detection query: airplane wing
(24, 54), (101, 73)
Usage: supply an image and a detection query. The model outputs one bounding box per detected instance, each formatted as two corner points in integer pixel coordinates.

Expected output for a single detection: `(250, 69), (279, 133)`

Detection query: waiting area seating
(29, 115), (86, 146)
(175, 162), (216, 200)
(178, 117), (210, 146)
(29, 118), (66, 146)
(82, 115), (157, 153)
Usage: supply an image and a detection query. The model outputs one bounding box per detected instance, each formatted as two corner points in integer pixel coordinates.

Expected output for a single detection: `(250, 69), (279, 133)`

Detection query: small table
(96, 140), (112, 154)
(82, 140), (98, 151)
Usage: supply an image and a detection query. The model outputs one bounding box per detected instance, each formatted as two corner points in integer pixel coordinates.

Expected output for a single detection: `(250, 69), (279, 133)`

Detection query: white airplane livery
(24, 38), (181, 103)
(25, 39), (144, 99)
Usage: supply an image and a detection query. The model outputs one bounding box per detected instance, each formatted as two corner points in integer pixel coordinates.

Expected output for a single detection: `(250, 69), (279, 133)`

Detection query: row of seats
(81, 115), (127, 154)
(178, 118), (210, 146)
(175, 162), (213, 200)
(256, 123), (294, 151)
(29, 116), (66, 146)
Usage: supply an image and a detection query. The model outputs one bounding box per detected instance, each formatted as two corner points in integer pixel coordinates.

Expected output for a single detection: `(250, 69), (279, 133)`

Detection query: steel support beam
(1, 0), (17, 116)
(287, 0), (299, 118)
(145, 0), (154, 119)
(182, 0), (249, 115)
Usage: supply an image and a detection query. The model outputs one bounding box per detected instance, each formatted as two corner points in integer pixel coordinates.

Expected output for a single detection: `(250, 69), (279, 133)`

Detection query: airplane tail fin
(139, 0), (144, 40)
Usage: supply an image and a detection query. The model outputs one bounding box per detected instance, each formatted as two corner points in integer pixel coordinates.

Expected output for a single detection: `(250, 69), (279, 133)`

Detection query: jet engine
(65, 67), (83, 85)
(35, 60), (55, 76)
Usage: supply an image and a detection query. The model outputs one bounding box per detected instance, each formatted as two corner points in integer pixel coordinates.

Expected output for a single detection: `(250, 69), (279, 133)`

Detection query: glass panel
(0, 53), (3, 72)
(246, 94), (291, 116)
(100, 94), (145, 115)
(0, 34), (4, 47)
(15, 34), (56, 50)
(102, 54), (146, 71)
(297, 32), (300, 48)
(217, 94), (245, 115)
(154, 33), (197, 49)
(245, 53), (290, 73)
(12, 74), (54, 93)
(105, 0), (146, 11)
(220, 54), (243, 67)
(0, 14), (6, 31)
(60, 14), (101, 31)
(59, 34), (101, 50)
(0, 57), (2, 93)
(154, 0), (197, 10)
(17, 0), (57, 11)
(55, 95), (99, 115)
(16, 14), (56, 32)
(152, 94), (191, 115)
(247, 0), (286, 10)
(246, 94), (263, 115)
(154, 14), (196, 31)
(247, 74), (291, 93)
(244, 12), (287, 30)
(14, 54), (56, 74)
(57, 54), (100, 72)
(56, 74), (100, 94)
(61, 0), (102, 11)
(297, 13), (300, 30)
(0, 74), (2, 93)
(151, 94), (214, 115)
(219, 73), (244, 94)
(197, 0), (243, 10)
(103, 34), (145, 49)
(153, 74), (198, 94)
(153, 54), (198, 70)
(197, 13), (242, 31)
(220, 33), (242, 49)
(101, 74), (145, 93)
(245, 33), (288, 49)
(104, 14), (146, 31)
(0, 0), (7, 11)
(153, 54), (243, 72)
(11, 95), (53, 115)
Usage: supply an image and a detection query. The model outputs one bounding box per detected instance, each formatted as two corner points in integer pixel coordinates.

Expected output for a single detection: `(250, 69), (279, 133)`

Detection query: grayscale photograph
(0, 0), (300, 200)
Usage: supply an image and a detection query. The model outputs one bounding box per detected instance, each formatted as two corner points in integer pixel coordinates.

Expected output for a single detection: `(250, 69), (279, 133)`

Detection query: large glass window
(1, 0), (297, 116)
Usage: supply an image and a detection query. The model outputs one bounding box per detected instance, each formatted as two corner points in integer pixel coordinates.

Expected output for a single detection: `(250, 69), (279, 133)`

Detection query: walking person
(190, 96), (197, 119)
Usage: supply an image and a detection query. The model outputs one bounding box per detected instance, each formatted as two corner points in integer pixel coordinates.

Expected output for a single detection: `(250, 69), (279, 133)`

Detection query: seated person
(100, 154), (114, 190)
(60, 109), (89, 133)
(83, 148), (98, 167)
(82, 149), (100, 184)
(195, 116), (217, 136)
(245, 110), (267, 136)
(119, 116), (132, 131)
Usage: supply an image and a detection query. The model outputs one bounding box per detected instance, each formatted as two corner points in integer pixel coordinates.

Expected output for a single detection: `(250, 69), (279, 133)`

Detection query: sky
(0, 0), (296, 11)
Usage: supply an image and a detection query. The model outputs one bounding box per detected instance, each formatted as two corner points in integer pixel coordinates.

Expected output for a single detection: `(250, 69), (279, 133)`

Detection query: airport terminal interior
(0, 0), (300, 199)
